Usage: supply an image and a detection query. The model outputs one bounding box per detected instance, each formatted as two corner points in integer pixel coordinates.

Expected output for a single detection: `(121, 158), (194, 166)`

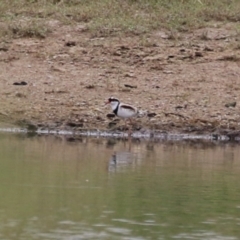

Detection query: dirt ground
(1, 20), (240, 136)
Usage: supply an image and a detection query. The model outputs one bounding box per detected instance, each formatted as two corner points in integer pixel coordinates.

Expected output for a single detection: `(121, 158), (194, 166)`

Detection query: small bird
(106, 97), (138, 119)
(106, 97), (138, 133)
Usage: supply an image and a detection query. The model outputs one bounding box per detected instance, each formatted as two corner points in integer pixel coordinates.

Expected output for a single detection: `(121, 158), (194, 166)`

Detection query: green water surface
(0, 134), (240, 240)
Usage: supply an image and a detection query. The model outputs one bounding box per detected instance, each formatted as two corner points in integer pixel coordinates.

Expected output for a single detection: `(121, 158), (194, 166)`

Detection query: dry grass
(0, 0), (240, 39)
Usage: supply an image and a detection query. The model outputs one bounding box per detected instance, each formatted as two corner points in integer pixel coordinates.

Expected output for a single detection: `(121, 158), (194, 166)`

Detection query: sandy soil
(1, 21), (240, 136)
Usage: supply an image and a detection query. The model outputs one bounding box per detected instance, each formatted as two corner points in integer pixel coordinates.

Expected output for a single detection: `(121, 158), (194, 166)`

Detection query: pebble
(225, 102), (236, 108)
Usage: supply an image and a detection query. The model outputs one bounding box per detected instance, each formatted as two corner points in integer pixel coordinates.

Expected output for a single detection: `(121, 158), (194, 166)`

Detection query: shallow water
(0, 133), (240, 240)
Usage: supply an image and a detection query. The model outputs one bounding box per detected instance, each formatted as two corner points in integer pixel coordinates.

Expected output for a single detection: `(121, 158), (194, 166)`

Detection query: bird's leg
(128, 119), (133, 137)
(124, 119), (127, 131)
(123, 119), (129, 136)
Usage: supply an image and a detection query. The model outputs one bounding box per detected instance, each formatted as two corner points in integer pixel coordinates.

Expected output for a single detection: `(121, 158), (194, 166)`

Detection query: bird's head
(105, 97), (119, 105)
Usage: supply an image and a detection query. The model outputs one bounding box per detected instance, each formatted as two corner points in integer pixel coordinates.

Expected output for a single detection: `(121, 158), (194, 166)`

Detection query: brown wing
(120, 104), (137, 113)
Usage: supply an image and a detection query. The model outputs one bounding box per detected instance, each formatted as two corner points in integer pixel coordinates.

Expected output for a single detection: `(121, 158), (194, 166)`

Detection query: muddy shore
(1, 21), (240, 139)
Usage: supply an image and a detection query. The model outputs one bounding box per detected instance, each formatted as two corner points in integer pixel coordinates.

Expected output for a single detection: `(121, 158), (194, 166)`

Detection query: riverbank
(0, 1), (240, 139)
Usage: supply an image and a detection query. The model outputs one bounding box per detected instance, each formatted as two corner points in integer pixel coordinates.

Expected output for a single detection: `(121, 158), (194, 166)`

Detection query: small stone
(52, 66), (66, 72)
(124, 73), (135, 78)
(163, 70), (174, 74)
(85, 85), (95, 89)
(155, 31), (169, 39)
(147, 112), (157, 118)
(13, 81), (28, 86)
(132, 124), (142, 131)
(124, 84), (137, 88)
(106, 113), (115, 119)
(204, 46), (214, 52)
(65, 41), (76, 47)
(66, 137), (77, 142)
(226, 131), (240, 141)
(16, 120), (37, 132)
(113, 51), (121, 56)
(15, 92), (26, 98)
(195, 51), (203, 57)
(175, 105), (184, 110)
(175, 104), (187, 110)
(27, 123), (38, 132)
(0, 45), (8, 52)
(96, 116), (103, 121)
(225, 102), (236, 108)
(112, 119), (120, 123)
(108, 121), (117, 128)
(66, 122), (84, 128)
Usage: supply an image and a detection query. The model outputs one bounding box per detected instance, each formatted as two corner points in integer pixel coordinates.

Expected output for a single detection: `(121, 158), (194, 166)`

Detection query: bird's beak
(105, 100), (110, 105)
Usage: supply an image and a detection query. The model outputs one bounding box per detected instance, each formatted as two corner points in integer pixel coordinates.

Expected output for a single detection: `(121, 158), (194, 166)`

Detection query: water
(0, 133), (240, 240)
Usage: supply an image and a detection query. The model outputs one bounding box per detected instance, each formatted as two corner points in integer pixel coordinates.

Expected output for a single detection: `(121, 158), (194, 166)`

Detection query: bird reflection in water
(108, 151), (135, 173)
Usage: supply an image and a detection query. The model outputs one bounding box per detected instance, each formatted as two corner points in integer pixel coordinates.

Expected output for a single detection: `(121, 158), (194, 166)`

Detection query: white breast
(110, 101), (119, 111)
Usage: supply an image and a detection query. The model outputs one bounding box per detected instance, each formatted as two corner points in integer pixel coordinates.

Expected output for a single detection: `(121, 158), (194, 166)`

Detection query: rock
(163, 70), (174, 74)
(118, 45), (130, 50)
(113, 50), (122, 56)
(66, 122), (84, 128)
(225, 102), (236, 108)
(175, 104), (187, 110)
(124, 84), (137, 88)
(226, 131), (240, 141)
(52, 66), (66, 72)
(96, 116), (104, 121)
(27, 123), (38, 132)
(218, 55), (239, 62)
(116, 125), (129, 131)
(112, 119), (120, 123)
(106, 113), (115, 119)
(66, 137), (77, 142)
(15, 119), (38, 132)
(124, 73), (135, 78)
(13, 81), (28, 86)
(204, 46), (214, 51)
(0, 45), (9, 52)
(155, 31), (170, 39)
(167, 55), (175, 59)
(85, 84), (95, 89)
(65, 41), (76, 47)
(132, 124), (142, 131)
(15, 92), (26, 98)
(147, 112), (157, 118)
(195, 51), (203, 57)
(108, 121), (117, 128)
(179, 48), (186, 52)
